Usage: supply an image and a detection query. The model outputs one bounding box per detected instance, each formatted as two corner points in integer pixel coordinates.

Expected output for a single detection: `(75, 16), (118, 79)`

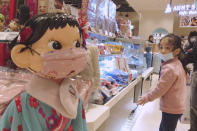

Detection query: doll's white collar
(26, 75), (79, 119)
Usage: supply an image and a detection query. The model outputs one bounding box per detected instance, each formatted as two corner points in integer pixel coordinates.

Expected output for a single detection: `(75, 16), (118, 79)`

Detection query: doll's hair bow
(19, 27), (32, 43)
(78, 17), (89, 40)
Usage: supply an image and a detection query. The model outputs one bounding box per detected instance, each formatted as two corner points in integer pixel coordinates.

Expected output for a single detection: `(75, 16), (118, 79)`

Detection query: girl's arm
(141, 66), (177, 103)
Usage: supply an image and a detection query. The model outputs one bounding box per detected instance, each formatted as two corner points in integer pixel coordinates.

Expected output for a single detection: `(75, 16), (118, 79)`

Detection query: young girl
(138, 34), (188, 131)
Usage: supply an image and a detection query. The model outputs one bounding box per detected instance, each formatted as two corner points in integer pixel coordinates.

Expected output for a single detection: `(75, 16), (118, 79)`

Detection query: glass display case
(87, 34), (145, 105)
(122, 42), (145, 75)
(86, 35), (148, 131)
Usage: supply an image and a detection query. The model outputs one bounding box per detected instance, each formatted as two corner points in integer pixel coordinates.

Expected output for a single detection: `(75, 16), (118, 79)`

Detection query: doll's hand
(137, 96), (147, 105)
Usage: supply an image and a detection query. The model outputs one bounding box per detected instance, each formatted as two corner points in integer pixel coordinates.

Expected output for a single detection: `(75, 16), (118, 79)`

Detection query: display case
(86, 33), (146, 105)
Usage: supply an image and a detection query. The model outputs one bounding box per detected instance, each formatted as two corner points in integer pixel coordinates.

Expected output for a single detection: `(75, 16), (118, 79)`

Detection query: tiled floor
(132, 74), (190, 131)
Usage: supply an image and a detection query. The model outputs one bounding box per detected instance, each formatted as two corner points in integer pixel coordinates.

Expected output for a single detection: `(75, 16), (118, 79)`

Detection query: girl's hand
(137, 96), (147, 105)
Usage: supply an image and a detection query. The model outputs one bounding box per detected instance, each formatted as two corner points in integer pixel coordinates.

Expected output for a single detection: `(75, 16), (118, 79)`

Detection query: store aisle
(132, 75), (190, 131)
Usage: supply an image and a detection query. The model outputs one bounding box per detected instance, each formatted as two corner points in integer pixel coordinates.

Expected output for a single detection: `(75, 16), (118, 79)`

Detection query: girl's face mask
(34, 48), (88, 79)
(159, 52), (174, 62)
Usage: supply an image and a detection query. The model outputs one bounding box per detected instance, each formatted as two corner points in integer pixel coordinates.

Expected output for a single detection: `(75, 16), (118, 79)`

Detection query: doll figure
(5, 19), (20, 32)
(0, 13), (5, 31)
(0, 13), (89, 131)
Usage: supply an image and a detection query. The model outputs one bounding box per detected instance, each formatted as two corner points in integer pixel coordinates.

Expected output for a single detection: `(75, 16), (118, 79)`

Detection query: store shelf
(86, 104), (110, 131)
(88, 31), (146, 45)
(99, 54), (121, 57)
(112, 37), (146, 45)
(104, 76), (142, 108)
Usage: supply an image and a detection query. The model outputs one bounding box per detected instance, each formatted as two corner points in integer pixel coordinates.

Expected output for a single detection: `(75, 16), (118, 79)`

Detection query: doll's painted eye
(73, 41), (81, 48)
(48, 40), (62, 50)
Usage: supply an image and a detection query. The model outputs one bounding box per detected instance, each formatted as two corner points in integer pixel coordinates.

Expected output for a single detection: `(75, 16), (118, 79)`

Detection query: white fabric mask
(159, 52), (174, 62)
(190, 37), (197, 43)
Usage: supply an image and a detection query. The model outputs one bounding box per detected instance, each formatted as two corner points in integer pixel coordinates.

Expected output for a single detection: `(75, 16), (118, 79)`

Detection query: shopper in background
(184, 31), (197, 52)
(144, 35), (154, 68)
(138, 34), (188, 131)
(182, 31), (197, 131)
(17, 5), (30, 28)
(148, 35), (154, 43)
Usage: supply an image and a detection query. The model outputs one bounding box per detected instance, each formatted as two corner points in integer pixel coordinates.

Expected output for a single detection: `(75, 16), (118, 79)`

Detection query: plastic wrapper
(97, 0), (108, 33)
(0, 67), (32, 82)
(100, 77), (119, 97)
(87, 0), (97, 28)
(0, 80), (27, 117)
(90, 89), (103, 105)
(108, 1), (116, 35)
(97, 44), (111, 55)
(108, 0), (116, 21)
(74, 76), (93, 106)
(122, 43), (144, 69)
(99, 57), (129, 86)
(0, 67), (32, 117)
(104, 69), (129, 86)
(115, 57), (130, 72)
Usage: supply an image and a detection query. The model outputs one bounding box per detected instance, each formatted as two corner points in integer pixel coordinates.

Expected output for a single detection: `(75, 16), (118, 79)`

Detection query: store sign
(165, 3), (172, 13)
(179, 10), (197, 16)
(173, 4), (196, 12)
(165, 3), (197, 16)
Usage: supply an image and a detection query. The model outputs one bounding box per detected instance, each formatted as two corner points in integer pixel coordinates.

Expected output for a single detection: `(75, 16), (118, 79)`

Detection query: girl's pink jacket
(143, 58), (188, 114)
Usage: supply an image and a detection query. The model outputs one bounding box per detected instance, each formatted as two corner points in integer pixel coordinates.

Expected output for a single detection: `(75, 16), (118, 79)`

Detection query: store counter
(86, 104), (110, 131)
(142, 67), (154, 88)
(86, 76), (142, 131)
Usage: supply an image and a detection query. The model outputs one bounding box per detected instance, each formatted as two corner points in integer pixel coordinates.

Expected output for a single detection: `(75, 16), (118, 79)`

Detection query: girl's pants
(159, 112), (182, 131)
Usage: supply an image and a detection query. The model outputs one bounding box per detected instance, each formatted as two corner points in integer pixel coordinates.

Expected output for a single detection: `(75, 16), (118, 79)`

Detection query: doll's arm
(89, 46), (101, 91)
(71, 98), (88, 131)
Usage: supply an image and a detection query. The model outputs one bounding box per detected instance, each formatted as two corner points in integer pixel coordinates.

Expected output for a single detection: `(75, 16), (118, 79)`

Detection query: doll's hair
(160, 34), (188, 73)
(9, 13), (86, 50)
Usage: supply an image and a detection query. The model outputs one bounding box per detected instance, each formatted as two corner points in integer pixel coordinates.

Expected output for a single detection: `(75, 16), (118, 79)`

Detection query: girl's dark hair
(9, 13), (85, 50)
(148, 35), (154, 43)
(160, 34), (188, 73)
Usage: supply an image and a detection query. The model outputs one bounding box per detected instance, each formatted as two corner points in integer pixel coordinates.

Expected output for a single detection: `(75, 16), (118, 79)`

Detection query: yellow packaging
(105, 44), (123, 54)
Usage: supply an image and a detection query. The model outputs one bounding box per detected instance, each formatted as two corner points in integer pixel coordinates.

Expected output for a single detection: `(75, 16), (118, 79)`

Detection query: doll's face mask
(32, 47), (88, 79)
